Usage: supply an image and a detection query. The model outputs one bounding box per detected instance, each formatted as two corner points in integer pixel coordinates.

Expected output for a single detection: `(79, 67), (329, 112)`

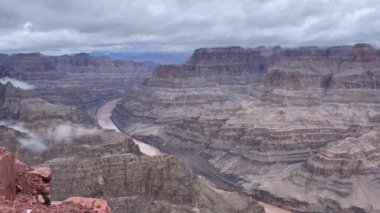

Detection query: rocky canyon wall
(112, 44), (380, 212)
(0, 53), (155, 111)
(0, 80), (264, 212)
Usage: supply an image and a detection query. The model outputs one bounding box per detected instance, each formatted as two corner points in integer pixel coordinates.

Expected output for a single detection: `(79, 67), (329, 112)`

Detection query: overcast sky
(0, 0), (379, 54)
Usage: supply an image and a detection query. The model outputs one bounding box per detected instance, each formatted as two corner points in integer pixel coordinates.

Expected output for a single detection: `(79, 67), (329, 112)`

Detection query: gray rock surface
(50, 154), (264, 213)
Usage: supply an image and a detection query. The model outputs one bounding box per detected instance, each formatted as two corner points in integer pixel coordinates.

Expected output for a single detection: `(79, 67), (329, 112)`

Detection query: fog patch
(47, 123), (98, 143)
(0, 121), (98, 153)
(1, 121), (30, 134)
(0, 121), (98, 152)
(0, 77), (35, 90)
(0, 121), (47, 153)
(17, 138), (48, 153)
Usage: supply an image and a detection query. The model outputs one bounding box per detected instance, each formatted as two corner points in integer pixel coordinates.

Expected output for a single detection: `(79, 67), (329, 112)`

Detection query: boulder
(64, 197), (111, 213)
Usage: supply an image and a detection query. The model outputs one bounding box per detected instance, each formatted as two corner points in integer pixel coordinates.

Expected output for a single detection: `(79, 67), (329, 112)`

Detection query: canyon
(97, 97), (287, 213)
(0, 55), (265, 212)
(112, 44), (380, 212)
(0, 53), (155, 119)
(1, 44), (379, 212)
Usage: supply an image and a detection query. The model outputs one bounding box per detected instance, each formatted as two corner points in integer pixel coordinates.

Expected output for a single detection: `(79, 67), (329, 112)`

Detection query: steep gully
(96, 98), (291, 213)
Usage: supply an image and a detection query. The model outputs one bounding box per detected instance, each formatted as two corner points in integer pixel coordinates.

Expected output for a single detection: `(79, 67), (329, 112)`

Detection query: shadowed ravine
(96, 98), (291, 213)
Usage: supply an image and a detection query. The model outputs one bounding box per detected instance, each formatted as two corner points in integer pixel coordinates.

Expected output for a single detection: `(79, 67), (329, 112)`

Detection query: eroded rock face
(50, 155), (195, 203)
(112, 44), (380, 212)
(50, 154), (264, 213)
(0, 122), (141, 165)
(64, 197), (111, 213)
(0, 147), (15, 204)
(0, 83), (85, 123)
(0, 147), (111, 212)
(0, 56), (264, 213)
(0, 53), (155, 111)
(0, 82), (141, 165)
(251, 132), (380, 212)
(305, 132), (380, 177)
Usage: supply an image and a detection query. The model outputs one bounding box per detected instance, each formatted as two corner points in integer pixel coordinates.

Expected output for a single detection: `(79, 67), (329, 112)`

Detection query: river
(96, 99), (292, 213)
(96, 98), (162, 156)
(259, 202), (292, 213)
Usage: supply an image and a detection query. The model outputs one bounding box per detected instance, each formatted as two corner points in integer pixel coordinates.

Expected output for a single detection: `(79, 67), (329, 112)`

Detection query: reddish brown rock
(16, 165), (51, 205)
(15, 160), (31, 174)
(0, 147), (112, 212)
(0, 147), (15, 204)
(28, 167), (52, 182)
(64, 197), (111, 213)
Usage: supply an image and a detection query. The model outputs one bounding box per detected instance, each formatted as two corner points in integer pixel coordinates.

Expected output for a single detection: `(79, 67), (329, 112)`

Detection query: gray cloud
(0, 0), (379, 54)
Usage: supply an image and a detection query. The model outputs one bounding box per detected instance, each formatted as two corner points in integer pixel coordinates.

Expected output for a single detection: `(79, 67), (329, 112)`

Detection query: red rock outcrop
(0, 146), (112, 212)
(0, 147), (15, 206)
(64, 197), (111, 213)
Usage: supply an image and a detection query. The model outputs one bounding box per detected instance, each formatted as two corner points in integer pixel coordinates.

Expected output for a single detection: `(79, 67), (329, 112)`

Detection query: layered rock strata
(0, 83), (85, 123)
(112, 44), (380, 212)
(0, 53), (155, 113)
(0, 82), (264, 212)
(50, 154), (264, 213)
(0, 82), (142, 166)
(0, 83), (138, 166)
(248, 131), (380, 212)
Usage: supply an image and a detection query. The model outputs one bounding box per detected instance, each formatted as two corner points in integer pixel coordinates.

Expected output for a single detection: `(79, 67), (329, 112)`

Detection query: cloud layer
(0, 0), (379, 54)
(0, 121), (98, 153)
(0, 77), (36, 90)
